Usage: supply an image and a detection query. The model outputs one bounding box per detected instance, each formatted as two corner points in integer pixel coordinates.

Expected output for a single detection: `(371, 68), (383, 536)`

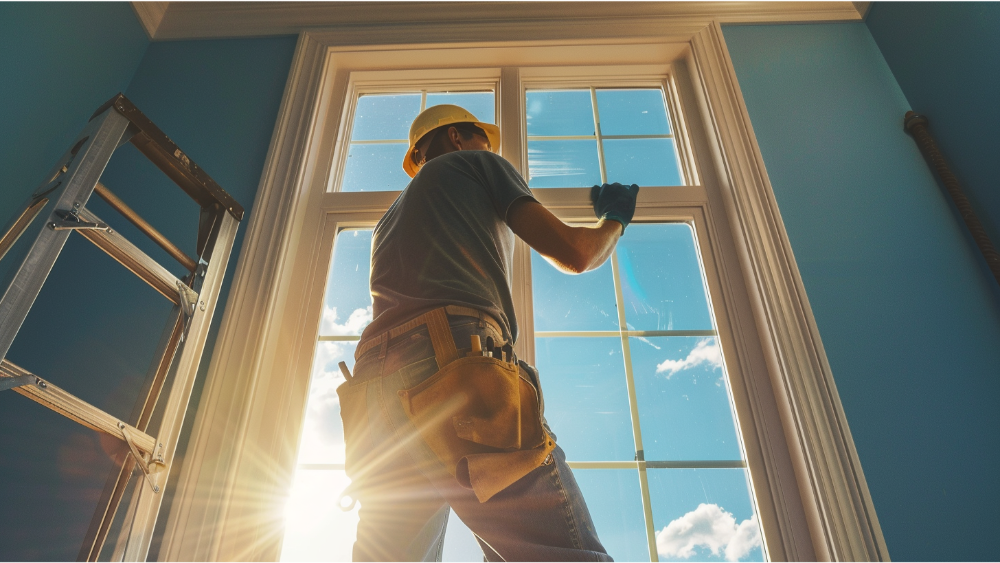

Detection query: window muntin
(339, 90), (496, 192)
(525, 88), (683, 189)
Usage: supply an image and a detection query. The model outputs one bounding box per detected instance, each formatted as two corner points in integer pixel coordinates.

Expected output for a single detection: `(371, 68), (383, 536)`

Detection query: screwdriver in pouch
(485, 336), (494, 357)
(502, 344), (513, 363)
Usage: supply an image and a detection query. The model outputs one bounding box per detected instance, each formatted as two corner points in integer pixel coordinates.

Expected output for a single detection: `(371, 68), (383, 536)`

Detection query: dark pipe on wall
(905, 111), (1000, 287)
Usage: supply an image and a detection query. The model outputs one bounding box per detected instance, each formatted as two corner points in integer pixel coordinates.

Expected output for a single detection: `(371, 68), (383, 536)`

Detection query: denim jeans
(344, 314), (612, 562)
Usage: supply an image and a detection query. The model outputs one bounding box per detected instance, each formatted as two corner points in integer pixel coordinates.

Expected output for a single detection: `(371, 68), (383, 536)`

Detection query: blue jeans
(343, 314), (612, 562)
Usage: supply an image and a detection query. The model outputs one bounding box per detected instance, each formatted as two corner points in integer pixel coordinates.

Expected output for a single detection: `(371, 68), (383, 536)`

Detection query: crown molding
(141, 1), (865, 41)
(852, 1), (873, 20)
(130, 1), (170, 39)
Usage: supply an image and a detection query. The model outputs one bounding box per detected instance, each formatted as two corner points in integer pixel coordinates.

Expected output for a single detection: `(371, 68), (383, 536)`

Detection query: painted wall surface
(867, 2), (1000, 251)
(0, 2), (148, 226)
(723, 23), (1000, 561)
(0, 14), (296, 559)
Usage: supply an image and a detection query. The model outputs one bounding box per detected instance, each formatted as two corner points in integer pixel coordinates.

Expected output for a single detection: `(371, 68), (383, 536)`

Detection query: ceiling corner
(131, 1), (170, 40)
(852, 1), (872, 20)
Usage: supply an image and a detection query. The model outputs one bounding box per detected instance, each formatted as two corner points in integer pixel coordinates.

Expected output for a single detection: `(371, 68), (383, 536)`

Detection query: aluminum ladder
(0, 93), (243, 561)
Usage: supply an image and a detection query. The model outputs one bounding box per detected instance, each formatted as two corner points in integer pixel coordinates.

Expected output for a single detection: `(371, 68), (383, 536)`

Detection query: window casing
(159, 30), (887, 563)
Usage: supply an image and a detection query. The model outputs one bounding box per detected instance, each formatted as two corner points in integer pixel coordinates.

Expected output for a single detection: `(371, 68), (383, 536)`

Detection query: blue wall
(0, 3), (296, 558)
(0, 2), (148, 236)
(723, 22), (1000, 562)
(867, 2), (1000, 250)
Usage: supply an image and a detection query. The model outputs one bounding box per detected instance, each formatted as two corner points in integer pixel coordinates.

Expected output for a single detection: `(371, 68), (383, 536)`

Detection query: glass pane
(297, 341), (359, 465)
(526, 90), (595, 137)
(527, 139), (601, 188)
(648, 469), (763, 562)
(351, 93), (420, 141)
(426, 92), (495, 124)
(631, 337), (741, 461)
(596, 89), (672, 136)
(442, 509), (483, 561)
(341, 143), (411, 192)
(574, 469), (649, 562)
(531, 250), (619, 332)
(321, 230), (373, 337)
(534, 337), (633, 461)
(280, 469), (360, 561)
(615, 223), (713, 331)
(603, 139), (682, 187)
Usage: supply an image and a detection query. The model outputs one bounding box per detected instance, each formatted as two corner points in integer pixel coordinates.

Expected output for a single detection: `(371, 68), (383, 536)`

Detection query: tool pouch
(397, 309), (555, 503)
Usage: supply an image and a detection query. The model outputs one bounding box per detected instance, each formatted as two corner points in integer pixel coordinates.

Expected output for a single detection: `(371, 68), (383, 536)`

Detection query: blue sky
(282, 89), (763, 562)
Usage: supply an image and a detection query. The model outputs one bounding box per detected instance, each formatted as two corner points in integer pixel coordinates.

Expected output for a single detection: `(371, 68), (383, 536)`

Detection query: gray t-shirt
(361, 150), (535, 344)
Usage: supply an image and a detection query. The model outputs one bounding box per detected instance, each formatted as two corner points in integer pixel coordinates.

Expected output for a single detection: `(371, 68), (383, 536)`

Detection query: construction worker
(338, 104), (639, 561)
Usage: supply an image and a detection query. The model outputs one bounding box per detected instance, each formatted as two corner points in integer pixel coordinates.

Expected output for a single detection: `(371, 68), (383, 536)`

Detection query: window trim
(157, 24), (889, 563)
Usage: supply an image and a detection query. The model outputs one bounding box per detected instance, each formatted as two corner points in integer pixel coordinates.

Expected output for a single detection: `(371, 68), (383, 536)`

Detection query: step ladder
(0, 94), (243, 561)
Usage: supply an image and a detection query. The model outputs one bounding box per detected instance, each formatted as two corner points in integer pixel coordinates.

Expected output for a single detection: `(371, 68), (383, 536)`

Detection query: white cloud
(726, 515), (763, 562)
(321, 306), (372, 336)
(656, 503), (761, 562)
(655, 338), (723, 378)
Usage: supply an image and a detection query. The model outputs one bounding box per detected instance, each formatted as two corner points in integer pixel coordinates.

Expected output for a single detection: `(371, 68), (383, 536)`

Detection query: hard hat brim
(402, 121), (501, 178)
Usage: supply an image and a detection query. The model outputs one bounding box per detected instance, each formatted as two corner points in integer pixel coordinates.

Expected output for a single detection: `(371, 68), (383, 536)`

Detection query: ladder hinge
(48, 209), (109, 232)
(118, 422), (166, 494)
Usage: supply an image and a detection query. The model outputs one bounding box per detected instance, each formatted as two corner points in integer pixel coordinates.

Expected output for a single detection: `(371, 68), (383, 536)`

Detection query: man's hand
(591, 183), (640, 233)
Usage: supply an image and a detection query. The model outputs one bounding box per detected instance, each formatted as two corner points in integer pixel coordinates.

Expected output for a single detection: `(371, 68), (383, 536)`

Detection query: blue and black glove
(591, 182), (640, 234)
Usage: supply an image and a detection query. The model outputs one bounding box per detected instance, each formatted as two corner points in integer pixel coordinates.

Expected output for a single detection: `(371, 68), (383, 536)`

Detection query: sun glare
(280, 469), (360, 561)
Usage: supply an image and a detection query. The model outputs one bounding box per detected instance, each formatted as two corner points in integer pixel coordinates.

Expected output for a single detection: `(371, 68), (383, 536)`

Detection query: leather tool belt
(340, 306), (555, 504)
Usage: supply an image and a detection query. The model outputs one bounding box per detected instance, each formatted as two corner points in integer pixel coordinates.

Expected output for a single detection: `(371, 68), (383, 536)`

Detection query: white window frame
(155, 23), (888, 563)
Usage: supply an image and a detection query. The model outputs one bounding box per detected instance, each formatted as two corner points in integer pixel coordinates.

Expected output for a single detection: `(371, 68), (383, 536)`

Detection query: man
(338, 104), (639, 561)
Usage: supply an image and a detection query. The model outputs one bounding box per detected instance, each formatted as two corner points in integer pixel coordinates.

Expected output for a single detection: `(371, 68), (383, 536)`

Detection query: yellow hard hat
(402, 104), (501, 177)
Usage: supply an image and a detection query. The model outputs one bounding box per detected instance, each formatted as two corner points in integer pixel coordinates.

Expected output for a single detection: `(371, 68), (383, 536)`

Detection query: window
(280, 79), (763, 562)
(168, 31), (884, 563)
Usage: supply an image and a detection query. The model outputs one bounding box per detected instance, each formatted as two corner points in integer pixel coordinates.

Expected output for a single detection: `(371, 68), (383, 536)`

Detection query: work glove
(591, 182), (640, 234)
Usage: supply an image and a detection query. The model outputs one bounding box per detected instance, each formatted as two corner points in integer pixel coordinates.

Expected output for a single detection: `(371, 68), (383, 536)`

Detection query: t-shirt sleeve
(474, 152), (536, 223)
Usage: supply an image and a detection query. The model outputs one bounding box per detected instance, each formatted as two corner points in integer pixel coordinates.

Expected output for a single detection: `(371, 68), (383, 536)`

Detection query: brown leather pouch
(396, 309), (555, 503)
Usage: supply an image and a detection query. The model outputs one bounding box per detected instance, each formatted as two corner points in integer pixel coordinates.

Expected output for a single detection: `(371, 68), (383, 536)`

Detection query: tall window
(280, 78), (764, 562)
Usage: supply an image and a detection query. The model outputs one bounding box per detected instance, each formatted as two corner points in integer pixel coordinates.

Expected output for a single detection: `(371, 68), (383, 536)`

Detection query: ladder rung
(0, 359), (156, 455)
(94, 182), (197, 272)
(76, 209), (195, 306)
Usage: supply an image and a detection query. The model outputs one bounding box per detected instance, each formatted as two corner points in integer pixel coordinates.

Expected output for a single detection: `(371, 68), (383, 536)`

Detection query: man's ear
(447, 126), (464, 150)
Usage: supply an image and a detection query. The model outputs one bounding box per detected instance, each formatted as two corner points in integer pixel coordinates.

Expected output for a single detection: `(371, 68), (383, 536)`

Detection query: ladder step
(0, 359), (156, 455)
(75, 208), (196, 307)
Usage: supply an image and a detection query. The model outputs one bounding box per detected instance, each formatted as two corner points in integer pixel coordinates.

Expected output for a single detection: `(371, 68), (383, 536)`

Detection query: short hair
(419, 122), (487, 163)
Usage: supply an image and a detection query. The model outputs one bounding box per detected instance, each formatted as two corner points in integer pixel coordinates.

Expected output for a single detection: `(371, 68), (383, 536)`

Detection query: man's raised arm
(507, 182), (639, 274)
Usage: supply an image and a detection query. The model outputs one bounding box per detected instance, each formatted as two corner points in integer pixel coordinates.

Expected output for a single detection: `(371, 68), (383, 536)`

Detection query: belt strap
(425, 308), (459, 369)
(355, 306), (503, 361)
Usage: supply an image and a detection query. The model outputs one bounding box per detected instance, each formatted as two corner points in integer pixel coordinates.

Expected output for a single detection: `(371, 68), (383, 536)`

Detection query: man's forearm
(565, 219), (621, 273)
(509, 199), (623, 274)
